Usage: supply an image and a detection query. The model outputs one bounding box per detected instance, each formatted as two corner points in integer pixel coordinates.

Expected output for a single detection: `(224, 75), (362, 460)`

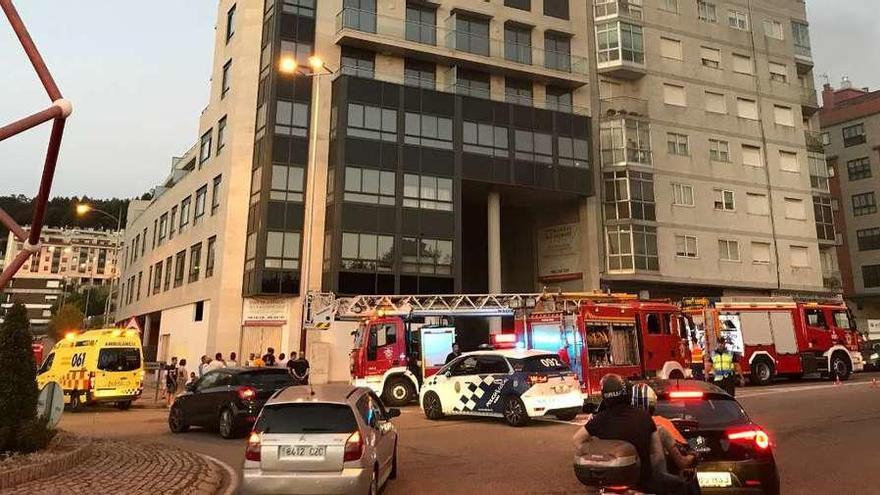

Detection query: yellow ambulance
(37, 328), (145, 410)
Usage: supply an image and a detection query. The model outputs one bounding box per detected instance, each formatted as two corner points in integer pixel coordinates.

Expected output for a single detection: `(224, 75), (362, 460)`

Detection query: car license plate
(697, 471), (733, 488)
(280, 445), (326, 458)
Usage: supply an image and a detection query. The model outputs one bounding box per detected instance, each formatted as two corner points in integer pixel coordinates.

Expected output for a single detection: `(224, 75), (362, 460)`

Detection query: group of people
(241, 347), (311, 384)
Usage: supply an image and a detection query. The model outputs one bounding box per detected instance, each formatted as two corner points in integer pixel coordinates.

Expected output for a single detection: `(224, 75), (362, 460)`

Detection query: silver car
(241, 384), (400, 495)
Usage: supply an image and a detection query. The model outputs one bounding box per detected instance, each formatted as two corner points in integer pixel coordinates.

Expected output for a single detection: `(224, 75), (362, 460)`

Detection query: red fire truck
(683, 297), (864, 385)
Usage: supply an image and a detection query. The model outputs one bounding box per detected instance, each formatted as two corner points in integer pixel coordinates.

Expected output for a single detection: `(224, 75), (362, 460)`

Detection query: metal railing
(594, 0), (644, 20)
(794, 44), (812, 59)
(599, 96), (649, 120)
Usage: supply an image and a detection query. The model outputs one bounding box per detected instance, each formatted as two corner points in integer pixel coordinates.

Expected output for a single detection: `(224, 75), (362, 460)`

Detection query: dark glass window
(404, 59), (435, 89)
(174, 250), (186, 287)
(275, 100), (309, 137)
(211, 175), (222, 215)
(347, 103), (397, 141)
(189, 243), (202, 283)
(217, 116), (227, 154)
(544, 0), (569, 19)
(857, 228), (880, 251)
(221, 60), (232, 98)
(404, 112), (453, 149)
(270, 165), (304, 201)
(606, 224), (658, 271)
(604, 171), (655, 221)
(514, 129), (553, 163)
(463, 122), (508, 157)
(97, 348), (141, 372)
(504, 24), (532, 64)
(205, 236), (217, 278)
(199, 129), (212, 164)
(853, 192), (877, 216)
(226, 4), (236, 42)
(504, 0), (530, 11)
(847, 157), (872, 181)
(401, 237), (453, 275)
(180, 196), (191, 232)
(341, 233), (394, 271)
(153, 261), (163, 294)
(864, 265), (880, 288)
(164, 256), (173, 291)
(403, 174), (453, 211)
(454, 68), (490, 99)
(405, 3), (436, 44)
(454, 15), (489, 56)
(344, 167), (396, 205)
(340, 47), (375, 79)
(194, 185), (207, 224)
(843, 123), (866, 147)
(283, 0), (315, 17)
(544, 33), (572, 71)
(813, 196), (834, 241)
(558, 136), (589, 167)
(280, 40), (313, 66)
(505, 77), (533, 106)
(266, 231), (301, 270)
(546, 85), (573, 112)
(341, 0), (377, 32)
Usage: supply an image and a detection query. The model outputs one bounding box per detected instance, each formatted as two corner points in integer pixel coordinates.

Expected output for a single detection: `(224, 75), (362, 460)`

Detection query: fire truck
(683, 297), (864, 385)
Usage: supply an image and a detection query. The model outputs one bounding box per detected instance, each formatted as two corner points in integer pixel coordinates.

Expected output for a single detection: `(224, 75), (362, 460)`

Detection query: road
(59, 372), (880, 494)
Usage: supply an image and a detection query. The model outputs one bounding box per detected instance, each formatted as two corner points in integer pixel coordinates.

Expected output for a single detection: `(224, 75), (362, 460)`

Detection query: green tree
(0, 303), (51, 453)
(46, 303), (85, 341)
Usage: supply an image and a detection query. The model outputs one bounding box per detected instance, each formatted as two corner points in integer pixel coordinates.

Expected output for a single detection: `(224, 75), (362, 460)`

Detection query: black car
(648, 379), (780, 495)
(169, 367), (295, 439)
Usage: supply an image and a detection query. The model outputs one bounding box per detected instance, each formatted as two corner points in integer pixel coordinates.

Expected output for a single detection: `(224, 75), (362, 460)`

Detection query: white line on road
(737, 380), (877, 398)
(199, 453), (239, 495)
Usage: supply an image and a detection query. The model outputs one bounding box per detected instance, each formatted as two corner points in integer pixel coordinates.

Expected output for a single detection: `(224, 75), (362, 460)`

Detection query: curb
(199, 453), (239, 495)
(0, 434), (92, 490)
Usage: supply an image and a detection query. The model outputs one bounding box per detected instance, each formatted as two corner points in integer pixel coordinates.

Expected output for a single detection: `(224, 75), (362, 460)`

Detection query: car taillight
(245, 431), (261, 461)
(527, 374), (548, 385)
(668, 390), (703, 399)
(343, 430), (363, 462)
(238, 386), (256, 400)
(727, 427), (771, 450)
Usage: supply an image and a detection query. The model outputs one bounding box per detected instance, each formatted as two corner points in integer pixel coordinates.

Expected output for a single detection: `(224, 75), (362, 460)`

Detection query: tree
(46, 303), (84, 341)
(0, 303), (51, 453)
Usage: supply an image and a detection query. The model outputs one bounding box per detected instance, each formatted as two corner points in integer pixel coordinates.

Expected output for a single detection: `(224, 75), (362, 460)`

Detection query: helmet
(631, 383), (657, 413)
(600, 374), (631, 406)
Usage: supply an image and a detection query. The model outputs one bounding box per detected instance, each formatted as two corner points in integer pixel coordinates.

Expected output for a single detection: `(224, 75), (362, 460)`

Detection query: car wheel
(218, 408), (237, 439)
(422, 391), (444, 420)
(750, 359), (774, 386)
(115, 400), (132, 411)
(389, 443), (398, 480)
(168, 403), (190, 433)
(382, 378), (415, 408)
(830, 353), (851, 381)
(502, 396), (529, 427)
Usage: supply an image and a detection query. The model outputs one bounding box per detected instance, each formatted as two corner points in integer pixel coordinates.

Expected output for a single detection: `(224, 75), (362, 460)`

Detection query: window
(769, 62), (788, 83)
(453, 68), (490, 99)
(821, 132), (830, 146)
(505, 0), (530, 10)
(340, 46), (375, 78)
(672, 183), (694, 207)
(732, 54), (752, 74)
(603, 171), (655, 221)
(454, 15), (490, 56)
(270, 165), (304, 201)
(504, 24), (532, 65)
(742, 144), (763, 167)
(194, 185), (207, 224)
(174, 250), (186, 288)
(667, 132), (689, 155)
(279, 39), (313, 67)
(205, 236), (217, 277)
(505, 77), (533, 105)
(709, 139), (730, 162)
(789, 245), (809, 267)
(663, 84), (686, 106)
(714, 189), (735, 211)
(784, 197), (805, 220)
(347, 103), (396, 142)
(661, 0), (678, 13)
(199, 129), (212, 164)
(600, 118), (652, 166)
(847, 157), (872, 180)
(283, 0), (315, 17)
(404, 59), (435, 89)
(265, 231), (301, 270)
(857, 228), (880, 251)
(853, 192), (877, 216)
(792, 21), (811, 57)
(152, 261), (162, 294)
(194, 300), (205, 322)
(515, 130), (553, 163)
(764, 19), (783, 40)
(544, 33), (571, 72)
(698, 1), (717, 23)
(746, 193), (769, 216)
(727, 10), (748, 30)
(341, 232), (393, 271)
(814, 196), (835, 241)
(752, 242), (771, 264)
(404, 112), (453, 149)
(606, 225), (659, 272)
(275, 100), (309, 137)
(211, 175), (222, 215)
(463, 121), (508, 157)
(864, 265), (880, 288)
(843, 123), (866, 147)
(773, 105), (794, 127)
(736, 98), (758, 120)
(158, 213), (168, 244)
(660, 37), (682, 60)
(180, 196), (191, 232)
(547, 86), (573, 112)
(405, 3), (436, 45)
(596, 21), (644, 65)
(188, 243), (202, 283)
(164, 256), (172, 291)
(557, 135), (590, 167)
(779, 150), (799, 172)
(225, 4), (236, 42)
(341, 0), (376, 32)
(704, 91), (726, 114)
(808, 152), (829, 191)
(700, 46), (720, 68)
(401, 237), (453, 275)
(221, 60), (232, 98)
(543, 0), (569, 20)
(719, 239), (740, 262)
(344, 167), (395, 206)
(403, 174), (453, 211)
(675, 234), (698, 258)
(216, 116), (227, 155)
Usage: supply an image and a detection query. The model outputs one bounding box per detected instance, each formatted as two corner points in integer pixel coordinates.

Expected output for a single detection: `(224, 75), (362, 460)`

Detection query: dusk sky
(1, 0), (876, 199)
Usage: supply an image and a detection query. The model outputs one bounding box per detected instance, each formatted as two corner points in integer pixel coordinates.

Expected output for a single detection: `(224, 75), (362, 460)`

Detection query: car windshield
(239, 370), (296, 388)
(509, 355), (570, 373)
(655, 397), (749, 428)
(97, 348), (141, 372)
(256, 403), (358, 434)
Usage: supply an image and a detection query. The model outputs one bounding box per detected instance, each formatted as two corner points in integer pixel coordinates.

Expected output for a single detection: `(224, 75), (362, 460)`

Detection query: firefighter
(712, 338), (737, 397)
(689, 335), (705, 381)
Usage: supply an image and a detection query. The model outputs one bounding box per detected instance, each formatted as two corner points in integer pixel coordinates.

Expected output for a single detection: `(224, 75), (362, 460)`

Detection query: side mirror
(386, 408), (401, 419)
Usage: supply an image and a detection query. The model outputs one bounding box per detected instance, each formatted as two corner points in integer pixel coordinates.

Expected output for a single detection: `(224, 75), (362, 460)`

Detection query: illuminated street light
(308, 55), (324, 72)
(75, 203), (91, 216)
(279, 57), (298, 74)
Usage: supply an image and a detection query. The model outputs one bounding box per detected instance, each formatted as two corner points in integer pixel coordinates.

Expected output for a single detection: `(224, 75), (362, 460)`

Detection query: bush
(0, 302), (52, 453)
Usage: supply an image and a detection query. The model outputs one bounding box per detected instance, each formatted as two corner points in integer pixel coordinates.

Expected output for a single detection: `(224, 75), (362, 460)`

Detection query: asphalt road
(59, 372), (880, 494)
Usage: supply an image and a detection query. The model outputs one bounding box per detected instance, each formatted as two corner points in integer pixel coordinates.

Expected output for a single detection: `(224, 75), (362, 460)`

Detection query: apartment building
(820, 78), (880, 332)
(1, 227), (120, 332)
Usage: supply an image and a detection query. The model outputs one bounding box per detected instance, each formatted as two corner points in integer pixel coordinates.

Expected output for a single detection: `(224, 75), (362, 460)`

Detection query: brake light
(245, 431), (261, 461)
(344, 430), (363, 462)
(238, 386), (256, 400)
(727, 427), (771, 450)
(527, 374), (549, 385)
(669, 390), (703, 399)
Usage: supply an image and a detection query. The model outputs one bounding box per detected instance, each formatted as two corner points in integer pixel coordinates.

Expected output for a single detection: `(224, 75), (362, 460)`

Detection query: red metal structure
(0, 0), (72, 290)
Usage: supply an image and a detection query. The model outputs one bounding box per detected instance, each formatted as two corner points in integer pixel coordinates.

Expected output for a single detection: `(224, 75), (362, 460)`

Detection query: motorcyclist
(573, 374), (665, 493)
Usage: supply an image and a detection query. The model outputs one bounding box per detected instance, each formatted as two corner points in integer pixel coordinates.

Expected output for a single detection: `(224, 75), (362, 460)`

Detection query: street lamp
(278, 55), (335, 354)
(75, 202), (123, 326)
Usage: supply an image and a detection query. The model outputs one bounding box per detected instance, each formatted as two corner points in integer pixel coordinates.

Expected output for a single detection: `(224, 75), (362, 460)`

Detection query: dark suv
(169, 367), (295, 439)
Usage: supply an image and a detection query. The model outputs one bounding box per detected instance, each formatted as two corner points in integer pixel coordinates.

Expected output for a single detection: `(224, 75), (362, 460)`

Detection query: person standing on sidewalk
(262, 347), (277, 367)
(177, 359), (189, 395)
(165, 357), (179, 407)
(228, 352), (238, 367)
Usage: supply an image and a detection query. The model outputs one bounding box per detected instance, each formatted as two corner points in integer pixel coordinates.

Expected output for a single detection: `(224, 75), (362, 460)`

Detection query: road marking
(199, 453), (238, 495)
(738, 380), (875, 398)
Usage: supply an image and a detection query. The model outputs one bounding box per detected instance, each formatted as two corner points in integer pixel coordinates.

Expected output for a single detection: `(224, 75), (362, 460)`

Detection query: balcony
(334, 8), (589, 88)
(801, 85), (819, 116)
(595, 21), (646, 80)
(794, 44), (813, 74)
(599, 96), (648, 121)
(600, 117), (652, 168)
(594, 0), (644, 21)
(804, 130), (825, 152)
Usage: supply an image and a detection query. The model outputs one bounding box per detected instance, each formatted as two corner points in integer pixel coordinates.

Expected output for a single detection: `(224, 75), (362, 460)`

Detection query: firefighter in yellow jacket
(712, 338), (737, 397)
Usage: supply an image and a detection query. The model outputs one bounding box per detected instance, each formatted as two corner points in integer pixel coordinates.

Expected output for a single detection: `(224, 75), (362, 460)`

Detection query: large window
(808, 152), (829, 191)
(340, 46), (375, 78)
(842, 123), (865, 147)
(221, 60), (232, 98)
(199, 129), (212, 164)
(180, 196), (191, 232)
(270, 165), (304, 202)
(557, 136), (589, 167)
(505, 78), (533, 106)
(206, 236), (217, 277)
(596, 21), (644, 65)
(401, 237), (453, 275)
(344, 167), (396, 205)
(217, 116), (227, 154)
(405, 3), (436, 45)
(403, 174), (453, 211)
(275, 100), (309, 137)
(453, 68), (490, 99)
(514, 129), (553, 163)
(543, 0), (569, 20)
(504, 24), (532, 65)
(283, 0), (315, 16)
(863, 265), (880, 288)
(174, 250), (186, 288)
(847, 157), (872, 181)
(463, 122), (508, 157)
(505, 0), (530, 11)
(814, 196), (835, 241)
(152, 260), (163, 294)
(347, 103), (396, 141)
(341, 0), (376, 32)
(603, 171), (655, 221)
(404, 112), (453, 149)
(547, 86), (573, 112)
(791, 21), (811, 57)
(266, 231), (301, 270)
(164, 256), (173, 291)
(718, 239), (741, 262)
(188, 243), (202, 283)
(857, 228), (880, 251)
(852, 192), (877, 217)
(606, 225), (658, 272)
(211, 175), (222, 215)
(404, 59), (435, 89)
(194, 185), (207, 225)
(544, 33), (571, 72)
(675, 234), (698, 259)
(698, 1), (717, 22)
(454, 15), (489, 56)
(600, 119), (651, 166)
(672, 183), (694, 207)
(341, 232), (394, 271)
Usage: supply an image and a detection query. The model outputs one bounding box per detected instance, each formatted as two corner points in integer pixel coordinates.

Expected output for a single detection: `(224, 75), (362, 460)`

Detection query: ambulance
(37, 328), (145, 410)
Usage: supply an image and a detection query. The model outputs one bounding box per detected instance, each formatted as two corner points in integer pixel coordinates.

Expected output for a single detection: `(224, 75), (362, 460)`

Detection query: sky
(0, 0), (877, 199)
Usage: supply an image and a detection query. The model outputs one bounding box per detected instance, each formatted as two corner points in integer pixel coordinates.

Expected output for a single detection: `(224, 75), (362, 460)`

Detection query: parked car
(241, 384), (400, 495)
(168, 367), (295, 439)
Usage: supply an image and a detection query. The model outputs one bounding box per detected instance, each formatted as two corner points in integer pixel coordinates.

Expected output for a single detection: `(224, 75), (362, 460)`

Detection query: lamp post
(75, 203), (123, 325)
(278, 55), (334, 354)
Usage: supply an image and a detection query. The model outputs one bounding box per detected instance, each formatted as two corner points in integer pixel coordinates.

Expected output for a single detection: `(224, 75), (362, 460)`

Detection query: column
(488, 189), (502, 334)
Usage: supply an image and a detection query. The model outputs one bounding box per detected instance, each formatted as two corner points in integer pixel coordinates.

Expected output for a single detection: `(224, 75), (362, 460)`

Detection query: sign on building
(242, 297), (288, 326)
(537, 223), (583, 282)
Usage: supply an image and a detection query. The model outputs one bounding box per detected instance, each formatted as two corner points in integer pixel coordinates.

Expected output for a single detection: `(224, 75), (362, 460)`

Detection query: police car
(419, 349), (583, 426)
